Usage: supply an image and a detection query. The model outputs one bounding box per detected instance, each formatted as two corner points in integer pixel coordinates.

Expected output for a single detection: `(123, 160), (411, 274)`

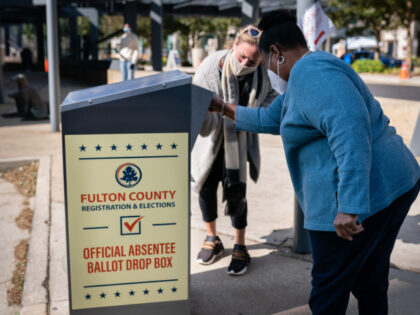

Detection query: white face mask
(230, 49), (258, 77)
(267, 52), (288, 95)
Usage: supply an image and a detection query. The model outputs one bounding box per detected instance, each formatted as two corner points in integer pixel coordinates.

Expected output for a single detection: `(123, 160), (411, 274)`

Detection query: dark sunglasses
(242, 25), (262, 39)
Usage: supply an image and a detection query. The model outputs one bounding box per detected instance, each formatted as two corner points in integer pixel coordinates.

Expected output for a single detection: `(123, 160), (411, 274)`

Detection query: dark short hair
(257, 12), (308, 53)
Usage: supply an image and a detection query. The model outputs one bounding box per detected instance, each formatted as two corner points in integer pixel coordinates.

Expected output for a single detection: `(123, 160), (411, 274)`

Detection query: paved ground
(0, 178), (32, 315)
(360, 73), (420, 87)
(1, 70), (420, 314)
(367, 83), (420, 101)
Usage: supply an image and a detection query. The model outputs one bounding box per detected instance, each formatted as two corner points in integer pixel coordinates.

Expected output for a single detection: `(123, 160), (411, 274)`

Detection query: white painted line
(242, 1), (253, 19)
(150, 11), (162, 25)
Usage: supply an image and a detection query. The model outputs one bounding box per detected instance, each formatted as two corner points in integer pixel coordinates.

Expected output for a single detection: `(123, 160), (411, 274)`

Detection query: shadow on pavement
(261, 228), (294, 246)
(0, 70), (95, 128)
(397, 214), (420, 244)
(0, 104), (50, 127)
(387, 267), (420, 314)
(367, 83), (420, 101)
(190, 244), (312, 315)
(190, 243), (420, 315)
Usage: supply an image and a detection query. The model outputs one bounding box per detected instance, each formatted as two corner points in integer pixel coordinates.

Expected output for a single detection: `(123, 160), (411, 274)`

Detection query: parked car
(379, 53), (403, 68)
(343, 50), (402, 68)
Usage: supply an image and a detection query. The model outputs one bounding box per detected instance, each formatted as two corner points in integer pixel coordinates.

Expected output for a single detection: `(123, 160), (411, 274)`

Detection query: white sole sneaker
(197, 250), (224, 265)
(227, 265), (248, 276)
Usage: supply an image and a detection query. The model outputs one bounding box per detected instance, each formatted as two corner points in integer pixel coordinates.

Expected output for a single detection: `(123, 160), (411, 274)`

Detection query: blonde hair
(235, 25), (260, 46)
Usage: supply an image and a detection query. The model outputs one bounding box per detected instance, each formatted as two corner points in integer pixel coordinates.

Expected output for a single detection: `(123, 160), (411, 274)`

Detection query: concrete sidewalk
(360, 73), (420, 86)
(1, 70), (420, 314)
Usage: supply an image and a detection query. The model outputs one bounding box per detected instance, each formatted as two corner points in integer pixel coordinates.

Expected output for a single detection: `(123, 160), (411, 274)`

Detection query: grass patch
(15, 207), (34, 231)
(1, 161), (39, 306)
(1, 161), (38, 197)
(8, 239), (29, 306)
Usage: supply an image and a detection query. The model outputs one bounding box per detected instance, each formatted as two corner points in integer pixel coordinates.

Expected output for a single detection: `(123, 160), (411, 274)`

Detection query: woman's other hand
(209, 94), (224, 112)
(209, 94), (237, 120)
(334, 213), (364, 241)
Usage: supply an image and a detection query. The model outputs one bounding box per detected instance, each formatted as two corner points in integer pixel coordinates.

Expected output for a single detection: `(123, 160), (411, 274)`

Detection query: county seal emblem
(115, 163), (142, 188)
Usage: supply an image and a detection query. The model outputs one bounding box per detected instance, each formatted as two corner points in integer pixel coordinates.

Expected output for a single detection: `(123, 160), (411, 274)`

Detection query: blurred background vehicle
(343, 50), (402, 68)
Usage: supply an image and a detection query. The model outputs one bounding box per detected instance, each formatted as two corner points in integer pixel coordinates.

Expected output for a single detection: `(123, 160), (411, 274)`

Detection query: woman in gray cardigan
(191, 26), (277, 275)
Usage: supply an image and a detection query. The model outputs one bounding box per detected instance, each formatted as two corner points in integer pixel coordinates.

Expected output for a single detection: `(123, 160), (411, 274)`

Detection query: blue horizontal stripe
(153, 223), (176, 226)
(84, 278), (178, 288)
(83, 226), (108, 230)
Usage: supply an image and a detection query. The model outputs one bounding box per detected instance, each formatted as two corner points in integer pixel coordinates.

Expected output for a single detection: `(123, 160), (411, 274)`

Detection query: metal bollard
(292, 0), (318, 255)
(292, 196), (311, 254)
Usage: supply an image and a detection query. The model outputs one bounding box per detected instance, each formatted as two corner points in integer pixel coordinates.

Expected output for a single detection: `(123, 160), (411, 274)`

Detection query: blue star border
(79, 142), (179, 152)
(84, 286), (178, 300)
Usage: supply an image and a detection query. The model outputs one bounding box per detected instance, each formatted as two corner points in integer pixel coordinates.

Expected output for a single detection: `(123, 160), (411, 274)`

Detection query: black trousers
(308, 179), (420, 315)
(199, 147), (248, 229)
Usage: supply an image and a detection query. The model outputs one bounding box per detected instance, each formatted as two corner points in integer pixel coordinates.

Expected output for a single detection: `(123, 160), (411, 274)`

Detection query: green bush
(351, 59), (386, 73)
(383, 67), (401, 74)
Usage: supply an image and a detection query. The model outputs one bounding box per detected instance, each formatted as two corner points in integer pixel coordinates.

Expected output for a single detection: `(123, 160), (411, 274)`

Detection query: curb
(360, 74), (420, 87)
(0, 156), (51, 315)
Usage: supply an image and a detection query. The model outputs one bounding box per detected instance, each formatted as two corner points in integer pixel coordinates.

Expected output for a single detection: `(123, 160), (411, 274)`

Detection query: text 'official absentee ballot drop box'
(61, 70), (213, 314)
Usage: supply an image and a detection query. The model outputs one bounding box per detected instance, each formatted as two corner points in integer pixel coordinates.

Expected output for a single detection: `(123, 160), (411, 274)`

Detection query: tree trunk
(406, 22), (413, 75)
(194, 33), (199, 48)
(372, 25), (381, 60)
(374, 29), (381, 61)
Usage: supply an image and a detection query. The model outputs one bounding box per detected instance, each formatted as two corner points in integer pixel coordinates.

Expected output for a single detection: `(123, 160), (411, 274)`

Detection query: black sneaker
(227, 247), (251, 276)
(197, 237), (224, 265)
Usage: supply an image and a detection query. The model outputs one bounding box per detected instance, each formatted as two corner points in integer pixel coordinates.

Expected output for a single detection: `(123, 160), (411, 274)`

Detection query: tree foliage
(382, 0), (420, 27)
(162, 16), (240, 63)
(327, 0), (394, 58)
(381, 0), (420, 72)
(97, 15), (240, 64)
(99, 15), (124, 36)
(328, 0), (420, 72)
(164, 16), (240, 49)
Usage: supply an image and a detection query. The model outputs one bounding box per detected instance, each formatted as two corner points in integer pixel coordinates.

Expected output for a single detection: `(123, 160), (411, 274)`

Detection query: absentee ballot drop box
(61, 70), (213, 314)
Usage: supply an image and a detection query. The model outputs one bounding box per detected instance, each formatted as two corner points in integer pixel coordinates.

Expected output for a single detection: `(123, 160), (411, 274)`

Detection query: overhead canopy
(0, 0), (329, 23)
(54, 1), (298, 16)
(332, 36), (379, 52)
(0, 0), (334, 24)
(0, 3), (44, 24)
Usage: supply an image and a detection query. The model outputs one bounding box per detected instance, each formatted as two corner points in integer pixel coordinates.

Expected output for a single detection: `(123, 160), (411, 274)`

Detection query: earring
(278, 56), (285, 65)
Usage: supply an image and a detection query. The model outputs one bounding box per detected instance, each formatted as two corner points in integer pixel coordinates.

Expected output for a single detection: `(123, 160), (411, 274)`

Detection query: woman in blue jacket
(210, 12), (420, 315)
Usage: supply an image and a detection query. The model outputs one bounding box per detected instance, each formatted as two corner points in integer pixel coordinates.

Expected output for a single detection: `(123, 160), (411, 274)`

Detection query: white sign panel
(242, 1), (253, 18)
(298, 2), (336, 51)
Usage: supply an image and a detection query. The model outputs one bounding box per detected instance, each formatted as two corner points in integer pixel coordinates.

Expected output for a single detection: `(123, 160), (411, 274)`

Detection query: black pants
(309, 179), (420, 315)
(199, 147), (248, 229)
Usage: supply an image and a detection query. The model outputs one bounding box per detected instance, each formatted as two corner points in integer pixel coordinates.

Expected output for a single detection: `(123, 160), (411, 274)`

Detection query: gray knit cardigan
(191, 50), (278, 193)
